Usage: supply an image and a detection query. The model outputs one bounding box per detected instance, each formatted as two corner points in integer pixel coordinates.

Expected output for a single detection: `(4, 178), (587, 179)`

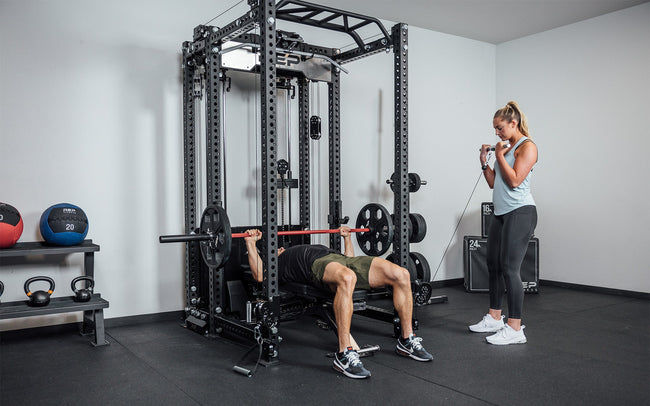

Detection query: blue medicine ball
(40, 203), (89, 246)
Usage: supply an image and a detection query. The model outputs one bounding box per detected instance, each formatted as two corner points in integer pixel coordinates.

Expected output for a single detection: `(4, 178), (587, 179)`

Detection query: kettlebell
(71, 276), (94, 302)
(24, 276), (55, 307)
(0, 280), (4, 303)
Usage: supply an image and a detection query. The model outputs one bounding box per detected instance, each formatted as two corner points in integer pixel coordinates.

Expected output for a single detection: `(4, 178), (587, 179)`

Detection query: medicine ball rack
(169, 0), (444, 365)
(0, 240), (109, 346)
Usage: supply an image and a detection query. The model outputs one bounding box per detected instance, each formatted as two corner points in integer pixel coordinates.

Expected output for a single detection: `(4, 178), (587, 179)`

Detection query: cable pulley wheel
(355, 203), (393, 256)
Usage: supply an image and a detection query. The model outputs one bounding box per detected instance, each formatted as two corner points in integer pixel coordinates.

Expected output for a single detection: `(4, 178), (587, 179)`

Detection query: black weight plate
(409, 251), (431, 282)
(356, 203), (393, 256)
(200, 206), (231, 268)
(386, 252), (417, 282)
(409, 213), (427, 243)
(414, 281), (432, 306)
(408, 172), (422, 193)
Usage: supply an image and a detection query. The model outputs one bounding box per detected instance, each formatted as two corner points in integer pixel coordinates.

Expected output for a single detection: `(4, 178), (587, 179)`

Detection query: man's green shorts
(311, 253), (374, 290)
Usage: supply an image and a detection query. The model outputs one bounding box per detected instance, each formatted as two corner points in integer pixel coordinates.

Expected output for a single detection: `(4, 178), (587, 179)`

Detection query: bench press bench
(281, 282), (407, 356)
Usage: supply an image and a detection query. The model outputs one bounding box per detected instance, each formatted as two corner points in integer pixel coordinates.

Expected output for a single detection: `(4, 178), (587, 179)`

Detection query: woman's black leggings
(486, 205), (537, 319)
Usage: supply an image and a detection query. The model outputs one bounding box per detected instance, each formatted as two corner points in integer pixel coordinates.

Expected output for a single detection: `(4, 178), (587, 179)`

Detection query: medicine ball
(0, 202), (24, 248)
(40, 203), (88, 246)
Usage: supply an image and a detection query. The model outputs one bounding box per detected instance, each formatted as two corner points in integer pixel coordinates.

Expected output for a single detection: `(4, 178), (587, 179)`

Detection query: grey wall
(0, 0), (647, 330)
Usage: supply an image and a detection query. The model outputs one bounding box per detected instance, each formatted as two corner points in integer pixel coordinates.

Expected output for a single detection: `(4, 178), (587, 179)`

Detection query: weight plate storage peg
(409, 213), (427, 243)
(71, 276), (94, 302)
(355, 203), (393, 256)
(24, 276), (55, 307)
(200, 206), (232, 268)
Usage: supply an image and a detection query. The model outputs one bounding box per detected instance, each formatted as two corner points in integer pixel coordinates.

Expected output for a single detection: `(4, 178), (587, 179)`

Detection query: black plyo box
(481, 202), (494, 238)
(463, 236), (539, 293)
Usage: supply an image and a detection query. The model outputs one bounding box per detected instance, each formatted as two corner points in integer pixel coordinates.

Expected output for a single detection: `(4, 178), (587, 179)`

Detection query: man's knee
(384, 263), (411, 287)
(336, 268), (357, 290)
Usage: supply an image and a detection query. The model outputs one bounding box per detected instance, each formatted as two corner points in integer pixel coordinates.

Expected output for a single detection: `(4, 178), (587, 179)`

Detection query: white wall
(0, 1), (494, 329)
(1, 1), (646, 330)
(496, 2), (650, 292)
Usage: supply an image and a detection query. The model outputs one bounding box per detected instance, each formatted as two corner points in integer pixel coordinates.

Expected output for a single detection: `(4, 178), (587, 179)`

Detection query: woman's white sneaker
(486, 324), (527, 345)
(468, 314), (505, 333)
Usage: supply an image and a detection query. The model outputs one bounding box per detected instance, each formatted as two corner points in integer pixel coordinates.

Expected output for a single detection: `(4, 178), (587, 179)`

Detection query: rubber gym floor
(1, 284), (648, 406)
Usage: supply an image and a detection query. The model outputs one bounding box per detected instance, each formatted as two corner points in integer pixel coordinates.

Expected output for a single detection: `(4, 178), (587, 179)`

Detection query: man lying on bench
(244, 227), (433, 379)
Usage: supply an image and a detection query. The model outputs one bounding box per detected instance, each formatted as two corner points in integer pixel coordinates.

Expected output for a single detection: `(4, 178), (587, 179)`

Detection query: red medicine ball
(0, 202), (24, 248)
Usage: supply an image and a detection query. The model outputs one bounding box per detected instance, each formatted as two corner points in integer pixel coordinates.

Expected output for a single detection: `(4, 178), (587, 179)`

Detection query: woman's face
(493, 117), (516, 140)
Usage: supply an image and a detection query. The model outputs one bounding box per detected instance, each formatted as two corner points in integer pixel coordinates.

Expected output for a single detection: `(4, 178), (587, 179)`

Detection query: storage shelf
(0, 239), (109, 346)
(0, 294), (108, 319)
(0, 240), (99, 258)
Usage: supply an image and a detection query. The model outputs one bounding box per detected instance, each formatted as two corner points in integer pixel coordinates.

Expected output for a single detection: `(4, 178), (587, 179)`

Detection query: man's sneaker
(468, 314), (505, 333)
(333, 347), (371, 379)
(486, 324), (527, 345)
(396, 334), (433, 362)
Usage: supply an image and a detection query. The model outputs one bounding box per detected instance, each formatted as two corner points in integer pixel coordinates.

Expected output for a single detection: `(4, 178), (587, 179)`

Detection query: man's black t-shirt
(278, 244), (337, 285)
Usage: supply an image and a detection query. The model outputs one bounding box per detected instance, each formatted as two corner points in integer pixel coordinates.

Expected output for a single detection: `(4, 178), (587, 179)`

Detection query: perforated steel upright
(328, 70), (342, 251)
(298, 77), (310, 229)
(258, 0), (281, 362)
(392, 23), (410, 269)
(204, 41), (225, 336)
(181, 41), (201, 312)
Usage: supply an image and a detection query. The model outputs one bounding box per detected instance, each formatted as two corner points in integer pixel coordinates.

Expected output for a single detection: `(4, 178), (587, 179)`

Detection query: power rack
(177, 0), (423, 365)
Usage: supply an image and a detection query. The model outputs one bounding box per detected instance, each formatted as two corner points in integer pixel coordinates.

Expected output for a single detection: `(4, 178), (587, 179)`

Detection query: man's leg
(321, 261), (357, 352)
(368, 258), (413, 337)
(368, 258), (433, 362)
(322, 262), (372, 379)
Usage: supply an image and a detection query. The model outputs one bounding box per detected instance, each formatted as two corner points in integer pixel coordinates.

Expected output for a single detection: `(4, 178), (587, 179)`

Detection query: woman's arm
(494, 141), (537, 188)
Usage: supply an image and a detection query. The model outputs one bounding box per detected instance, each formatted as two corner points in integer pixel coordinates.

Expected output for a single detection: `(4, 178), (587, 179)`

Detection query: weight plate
(409, 251), (431, 282)
(356, 203), (393, 256)
(413, 281), (432, 306)
(386, 252), (417, 282)
(409, 213), (427, 243)
(199, 206), (232, 268)
(408, 172), (422, 193)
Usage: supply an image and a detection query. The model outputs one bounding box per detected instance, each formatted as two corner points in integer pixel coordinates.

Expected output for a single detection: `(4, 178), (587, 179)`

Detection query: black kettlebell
(24, 276), (55, 307)
(0, 280), (4, 303)
(71, 276), (94, 302)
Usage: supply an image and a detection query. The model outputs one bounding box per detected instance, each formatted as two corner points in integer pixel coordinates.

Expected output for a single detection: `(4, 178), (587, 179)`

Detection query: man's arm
(244, 229), (264, 282)
(340, 226), (354, 257)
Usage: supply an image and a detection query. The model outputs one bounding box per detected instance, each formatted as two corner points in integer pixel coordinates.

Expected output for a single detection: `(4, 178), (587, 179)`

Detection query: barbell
(159, 203), (394, 268)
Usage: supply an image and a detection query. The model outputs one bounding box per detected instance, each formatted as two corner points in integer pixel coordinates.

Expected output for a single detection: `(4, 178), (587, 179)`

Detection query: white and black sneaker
(396, 334), (433, 362)
(468, 314), (505, 333)
(333, 347), (371, 379)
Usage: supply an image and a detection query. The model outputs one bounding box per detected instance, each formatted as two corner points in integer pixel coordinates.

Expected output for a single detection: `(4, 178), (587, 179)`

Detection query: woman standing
(469, 101), (538, 345)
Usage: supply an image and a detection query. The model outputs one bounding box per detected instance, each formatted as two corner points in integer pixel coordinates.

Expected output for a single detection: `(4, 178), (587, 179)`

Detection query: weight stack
(463, 236), (539, 293)
(481, 202), (494, 238)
